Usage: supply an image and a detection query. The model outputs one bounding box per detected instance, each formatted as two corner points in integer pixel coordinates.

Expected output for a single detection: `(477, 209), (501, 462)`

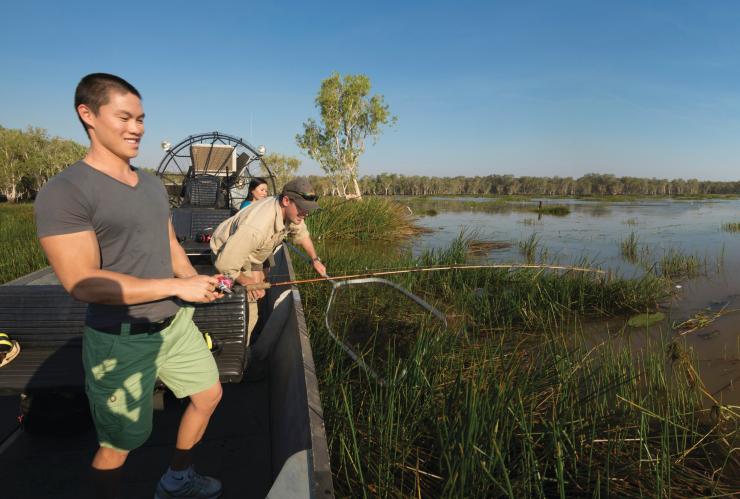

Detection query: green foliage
(352, 172), (740, 197)
(297, 236), (736, 497)
(306, 197), (418, 242)
(627, 312), (666, 328)
(657, 249), (705, 280)
(620, 231), (639, 262)
(0, 125), (85, 202)
(532, 204), (570, 216)
(296, 72), (396, 197)
(0, 204), (47, 283)
(518, 233), (541, 263)
(261, 153), (300, 192)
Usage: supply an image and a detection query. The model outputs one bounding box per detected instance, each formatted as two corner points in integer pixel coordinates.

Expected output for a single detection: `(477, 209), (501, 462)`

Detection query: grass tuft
(656, 248), (705, 280)
(307, 197), (419, 241)
(0, 204), (47, 284)
(518, 234), (541, 263)
(620, 231), (639, 262)
(533, 204), (570, 216)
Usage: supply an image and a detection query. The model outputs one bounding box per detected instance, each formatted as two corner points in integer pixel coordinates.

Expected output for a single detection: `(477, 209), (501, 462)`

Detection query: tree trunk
(350, 175), (362, 199)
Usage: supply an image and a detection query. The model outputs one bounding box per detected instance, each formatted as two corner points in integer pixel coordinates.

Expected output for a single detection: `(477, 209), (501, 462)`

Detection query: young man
(209, 178), (326, 338)
(35, 73), (224, 499)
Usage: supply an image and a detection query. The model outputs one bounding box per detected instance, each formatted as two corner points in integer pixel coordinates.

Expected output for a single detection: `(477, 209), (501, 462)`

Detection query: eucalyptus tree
(0, 126), (84, 201)
(296, 72), (396, 198)
(261, 153), (300, 192)
(377, 172), (395, 196)
(0, 127), (25, 201)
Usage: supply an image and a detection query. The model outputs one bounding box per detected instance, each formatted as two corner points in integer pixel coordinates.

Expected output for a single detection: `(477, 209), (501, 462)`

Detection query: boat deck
(0, 376), (271, 498)
(0, 246), (333, 498)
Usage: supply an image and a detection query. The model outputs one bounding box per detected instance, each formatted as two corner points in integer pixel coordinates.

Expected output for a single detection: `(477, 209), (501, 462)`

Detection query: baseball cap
(282, 177), (320, 212)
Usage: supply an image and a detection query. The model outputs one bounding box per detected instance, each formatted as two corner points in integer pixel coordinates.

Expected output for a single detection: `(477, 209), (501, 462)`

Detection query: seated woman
(239, 177), (269, 210)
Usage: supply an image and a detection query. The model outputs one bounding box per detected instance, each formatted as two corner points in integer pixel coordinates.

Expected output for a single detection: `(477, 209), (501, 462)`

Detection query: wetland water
(406, 197), (740, 405)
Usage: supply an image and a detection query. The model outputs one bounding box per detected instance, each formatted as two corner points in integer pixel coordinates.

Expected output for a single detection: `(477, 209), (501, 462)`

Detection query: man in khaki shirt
(210, 178), (327, 337)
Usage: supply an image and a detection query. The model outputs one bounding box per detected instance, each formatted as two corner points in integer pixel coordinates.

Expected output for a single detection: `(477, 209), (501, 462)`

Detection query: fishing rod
(242, 262), (607, 291)
(258, 243), (606, 384)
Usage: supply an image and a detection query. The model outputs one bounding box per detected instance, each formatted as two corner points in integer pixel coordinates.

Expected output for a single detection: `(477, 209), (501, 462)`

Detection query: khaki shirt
(210, 197), (310, 278)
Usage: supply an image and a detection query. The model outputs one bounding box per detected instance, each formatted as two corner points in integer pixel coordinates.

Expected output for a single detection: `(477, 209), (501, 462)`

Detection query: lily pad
(627, 312), (666, 328)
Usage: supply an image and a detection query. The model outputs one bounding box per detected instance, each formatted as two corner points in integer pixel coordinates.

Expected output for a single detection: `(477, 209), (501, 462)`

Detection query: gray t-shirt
(35, 161), (180, 327)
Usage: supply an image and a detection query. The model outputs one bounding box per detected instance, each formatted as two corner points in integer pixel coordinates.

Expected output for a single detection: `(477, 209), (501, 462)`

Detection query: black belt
(90, 315), (176, 335)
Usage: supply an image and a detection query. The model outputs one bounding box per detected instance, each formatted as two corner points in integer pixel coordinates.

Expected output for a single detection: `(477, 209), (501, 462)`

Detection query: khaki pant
(247, 299), (258, 345)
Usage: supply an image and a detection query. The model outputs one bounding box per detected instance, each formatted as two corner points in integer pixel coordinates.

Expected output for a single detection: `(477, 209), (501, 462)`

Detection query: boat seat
(184, 175), (221, 207)
(0, 284), (249, 395)
(171, 207), (232, 256)
(171, 206), (232, 241)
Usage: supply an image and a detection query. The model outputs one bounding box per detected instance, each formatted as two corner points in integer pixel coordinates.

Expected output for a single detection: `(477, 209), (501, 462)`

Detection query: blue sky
(2, 1), (740, 180)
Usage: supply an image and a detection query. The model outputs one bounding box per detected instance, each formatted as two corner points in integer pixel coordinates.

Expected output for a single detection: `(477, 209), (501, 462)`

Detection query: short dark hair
(74, 73), (141, 134)
(246, 177), (268, 201)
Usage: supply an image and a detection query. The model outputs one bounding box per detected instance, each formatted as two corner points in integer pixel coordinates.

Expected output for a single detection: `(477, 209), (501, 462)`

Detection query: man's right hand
(173, 275), (223, 303)
(235, 271), (266, 301)
(246, 288), (265, 302)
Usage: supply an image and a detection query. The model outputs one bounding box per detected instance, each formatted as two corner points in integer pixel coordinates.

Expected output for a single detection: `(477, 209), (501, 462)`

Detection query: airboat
(0, 132), (333, 498)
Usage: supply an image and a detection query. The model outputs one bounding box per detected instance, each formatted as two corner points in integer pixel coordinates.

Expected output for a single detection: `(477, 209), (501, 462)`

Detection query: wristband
(312, 257), (321, 263)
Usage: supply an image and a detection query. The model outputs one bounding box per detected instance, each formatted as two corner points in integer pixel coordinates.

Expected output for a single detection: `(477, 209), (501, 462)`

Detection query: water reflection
(406, 197), (740, 406)
(407, 198), (739, 276)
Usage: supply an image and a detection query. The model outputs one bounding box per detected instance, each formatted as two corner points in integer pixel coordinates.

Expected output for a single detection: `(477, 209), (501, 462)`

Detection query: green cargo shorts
(82, 306), (219, 451)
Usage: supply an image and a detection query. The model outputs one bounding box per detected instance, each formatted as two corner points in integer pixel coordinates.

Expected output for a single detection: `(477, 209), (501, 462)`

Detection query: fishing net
(324, 277), (447, 382)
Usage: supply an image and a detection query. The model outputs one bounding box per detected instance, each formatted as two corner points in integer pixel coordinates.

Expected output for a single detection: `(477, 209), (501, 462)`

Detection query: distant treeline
(0, 126), (86, 202)
(2, 124), (738, 202)
(306, 173), (740, 197)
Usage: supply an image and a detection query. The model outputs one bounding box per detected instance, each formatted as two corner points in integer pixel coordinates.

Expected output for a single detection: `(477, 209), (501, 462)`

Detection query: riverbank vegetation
(616, 230), (718, 282)
(306, 197), (419, 241)
(0, 126), (85, 202)
(305, 172), (740, 198)
(404, 197), (576, 217)
(0, 204), (46, 283)
(297, 234), (739, 497)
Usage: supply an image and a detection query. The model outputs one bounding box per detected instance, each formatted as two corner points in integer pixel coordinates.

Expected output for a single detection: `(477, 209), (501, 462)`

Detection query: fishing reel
(216, 276), (234, 294)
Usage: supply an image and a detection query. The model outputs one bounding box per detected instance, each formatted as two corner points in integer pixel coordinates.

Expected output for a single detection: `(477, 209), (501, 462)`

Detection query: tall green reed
(518, 234), (541, 263)
(0, 204), (47, 284)
(306, 197), (419, 241)
(296, 233), (737, 497)
(620, 231), (639, 263)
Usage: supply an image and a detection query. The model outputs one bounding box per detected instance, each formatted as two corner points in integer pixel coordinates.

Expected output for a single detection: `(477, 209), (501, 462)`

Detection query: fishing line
(251, 261), (607, 290)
